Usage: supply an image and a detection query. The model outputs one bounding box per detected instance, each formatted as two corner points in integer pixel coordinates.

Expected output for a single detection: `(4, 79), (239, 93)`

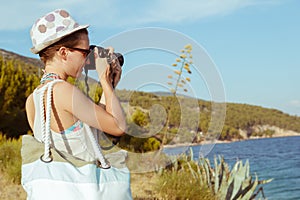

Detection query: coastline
(163, 133), (300, 149)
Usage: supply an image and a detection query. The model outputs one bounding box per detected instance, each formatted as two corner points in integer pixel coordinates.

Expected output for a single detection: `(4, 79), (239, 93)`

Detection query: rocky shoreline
(163, 132), (300, 149)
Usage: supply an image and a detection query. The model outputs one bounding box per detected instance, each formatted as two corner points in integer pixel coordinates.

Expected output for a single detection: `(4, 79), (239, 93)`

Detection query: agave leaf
(225, 180), (234, 200)
(241, 175), (252, 191)
(218, 156), (225, 193)
(187, 161), (197, 180)
(231, 160), (250, 198)
(223, 177), (235, 199)
(234, 179), (254, 200)
(231, 160), (241, 174)
(218, 158), (232, 198)
(232, 168), (252, 199)
(174, 159), (178, 171)
(240, 175), (258, 200)
(258, 178), (273, 185)
(189, 147), (194, 161)
(245, 160), (250, 178)
(214, 156), (220, 193)
(196, 163), (204, 185)
(203, 158), (212, 190)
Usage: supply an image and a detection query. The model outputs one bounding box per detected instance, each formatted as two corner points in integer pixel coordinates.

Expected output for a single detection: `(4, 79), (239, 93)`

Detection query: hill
(0, 48), (299, 142)
(116, 89), (300, 141)
(0, 48), (43, 74)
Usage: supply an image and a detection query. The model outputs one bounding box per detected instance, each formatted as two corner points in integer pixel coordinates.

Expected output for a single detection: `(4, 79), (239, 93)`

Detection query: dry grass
(131, 172), (161, 199)
(0, 172), (159, 200)
(0, 172), (26, 200)
(0, 134), (26, 200)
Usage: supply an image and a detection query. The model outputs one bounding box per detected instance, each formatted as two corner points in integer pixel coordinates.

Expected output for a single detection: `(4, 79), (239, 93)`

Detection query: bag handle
(85, 126), (110, 168)
(39, 80), (110, 168)
(39, 81), (56, 162)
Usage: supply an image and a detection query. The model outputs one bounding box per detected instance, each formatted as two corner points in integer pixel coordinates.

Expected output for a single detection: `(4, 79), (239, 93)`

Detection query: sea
(163, 136), (300, 200)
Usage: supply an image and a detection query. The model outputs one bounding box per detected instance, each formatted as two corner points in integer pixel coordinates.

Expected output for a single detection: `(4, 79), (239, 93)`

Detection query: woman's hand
(95, 47), (122, 88)
(94, 47), (113, 86)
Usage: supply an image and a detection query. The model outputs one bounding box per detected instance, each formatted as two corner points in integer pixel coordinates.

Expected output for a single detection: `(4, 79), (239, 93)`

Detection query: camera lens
(115, 53), (124, 67)
(85, 45), (124, 70)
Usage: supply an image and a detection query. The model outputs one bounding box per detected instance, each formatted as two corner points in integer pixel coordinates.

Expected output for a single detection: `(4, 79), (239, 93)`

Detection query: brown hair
(39, 29), (88, 64)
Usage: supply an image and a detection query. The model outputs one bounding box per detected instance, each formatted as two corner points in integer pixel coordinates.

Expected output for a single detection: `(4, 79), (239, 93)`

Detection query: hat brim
(30, 24), (89, 54)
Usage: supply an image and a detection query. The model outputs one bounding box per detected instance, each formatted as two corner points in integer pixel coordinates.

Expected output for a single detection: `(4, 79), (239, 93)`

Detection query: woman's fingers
(95, 47), (109, 78)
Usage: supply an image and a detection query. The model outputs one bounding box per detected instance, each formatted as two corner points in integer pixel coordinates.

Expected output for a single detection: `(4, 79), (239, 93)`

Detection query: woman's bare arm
(55, 81), (125, 136)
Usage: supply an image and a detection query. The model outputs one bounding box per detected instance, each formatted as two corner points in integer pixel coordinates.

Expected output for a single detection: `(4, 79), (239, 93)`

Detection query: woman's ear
(57, 46), (68, 60)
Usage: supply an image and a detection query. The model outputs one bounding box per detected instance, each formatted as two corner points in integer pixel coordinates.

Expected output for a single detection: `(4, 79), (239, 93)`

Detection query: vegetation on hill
(116, 89), (300, 143)
(0, 49), (299, 146)
(0, 55), (40, 137)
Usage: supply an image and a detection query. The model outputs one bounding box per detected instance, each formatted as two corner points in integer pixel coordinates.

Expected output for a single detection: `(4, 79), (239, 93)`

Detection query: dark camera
(85, 45), (124, 70)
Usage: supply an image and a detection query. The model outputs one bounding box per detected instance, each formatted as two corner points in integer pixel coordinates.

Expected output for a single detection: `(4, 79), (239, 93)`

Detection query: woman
(22, 9), (132, 199)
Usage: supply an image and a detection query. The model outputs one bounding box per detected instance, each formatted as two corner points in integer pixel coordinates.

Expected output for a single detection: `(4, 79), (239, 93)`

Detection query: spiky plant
(194, 156), (273, 200)
(157, 149), (272, 200)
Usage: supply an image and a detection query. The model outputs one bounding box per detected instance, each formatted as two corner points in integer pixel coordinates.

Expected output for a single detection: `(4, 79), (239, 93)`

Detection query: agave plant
(159, 148), (272, 200)
(191, 155), (273, 200)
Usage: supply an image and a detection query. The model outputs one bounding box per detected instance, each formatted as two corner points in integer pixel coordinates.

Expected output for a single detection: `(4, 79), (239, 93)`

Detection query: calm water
(163, 136), (300, 200)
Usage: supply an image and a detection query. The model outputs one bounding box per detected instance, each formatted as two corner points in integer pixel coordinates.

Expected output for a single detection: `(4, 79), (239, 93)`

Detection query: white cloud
(289, 100), (300, 108)
(0, 0), (284, 30)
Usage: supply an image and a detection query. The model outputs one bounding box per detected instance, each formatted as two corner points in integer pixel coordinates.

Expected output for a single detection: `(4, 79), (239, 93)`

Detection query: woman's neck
(44, 63), (67, 80)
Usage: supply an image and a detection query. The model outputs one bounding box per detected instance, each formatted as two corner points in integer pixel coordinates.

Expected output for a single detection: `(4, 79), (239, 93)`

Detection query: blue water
(163, 136), (300, 200)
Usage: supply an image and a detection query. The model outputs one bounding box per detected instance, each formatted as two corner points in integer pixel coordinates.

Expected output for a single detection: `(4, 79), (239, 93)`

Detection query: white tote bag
(21, 81), (132, 200)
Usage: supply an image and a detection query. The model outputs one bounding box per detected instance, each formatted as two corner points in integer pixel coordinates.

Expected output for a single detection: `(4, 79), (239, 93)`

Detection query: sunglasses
(66, 47), (91, 57)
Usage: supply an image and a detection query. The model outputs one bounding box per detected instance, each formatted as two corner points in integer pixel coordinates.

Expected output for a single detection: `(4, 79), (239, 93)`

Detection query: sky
(0, 0), (299, 116)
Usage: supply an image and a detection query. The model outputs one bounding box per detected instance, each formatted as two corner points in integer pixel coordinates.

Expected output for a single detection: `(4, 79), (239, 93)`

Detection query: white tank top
(32, 82), (97, 162)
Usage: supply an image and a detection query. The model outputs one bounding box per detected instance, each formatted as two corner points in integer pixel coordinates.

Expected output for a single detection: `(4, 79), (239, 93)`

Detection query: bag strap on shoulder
(39, 80), (110, 168)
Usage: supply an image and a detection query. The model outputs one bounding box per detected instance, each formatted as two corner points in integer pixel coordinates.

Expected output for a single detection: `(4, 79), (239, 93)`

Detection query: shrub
(156, 168), (215, 200)
(0, 134), (22, 184)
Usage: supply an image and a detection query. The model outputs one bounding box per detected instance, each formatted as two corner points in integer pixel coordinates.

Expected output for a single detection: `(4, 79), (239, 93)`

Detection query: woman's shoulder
(52, 81), (86, 108)
(53, 80), (79, 94)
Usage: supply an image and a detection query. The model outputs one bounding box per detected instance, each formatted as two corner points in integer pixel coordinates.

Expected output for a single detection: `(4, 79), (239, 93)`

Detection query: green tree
(132, 108), (149, 127)
(0, 58), (39, 138)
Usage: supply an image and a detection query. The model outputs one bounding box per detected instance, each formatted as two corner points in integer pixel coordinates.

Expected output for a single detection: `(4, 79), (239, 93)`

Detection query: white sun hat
(30, 9), (89, 54)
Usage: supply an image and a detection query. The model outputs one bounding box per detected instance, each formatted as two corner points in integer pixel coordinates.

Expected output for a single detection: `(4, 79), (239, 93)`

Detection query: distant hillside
(1, 48), (299, 141)
(0, 49), (42, 67)
(115, 89), (300, 141)
(0, 48), (97, 83)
